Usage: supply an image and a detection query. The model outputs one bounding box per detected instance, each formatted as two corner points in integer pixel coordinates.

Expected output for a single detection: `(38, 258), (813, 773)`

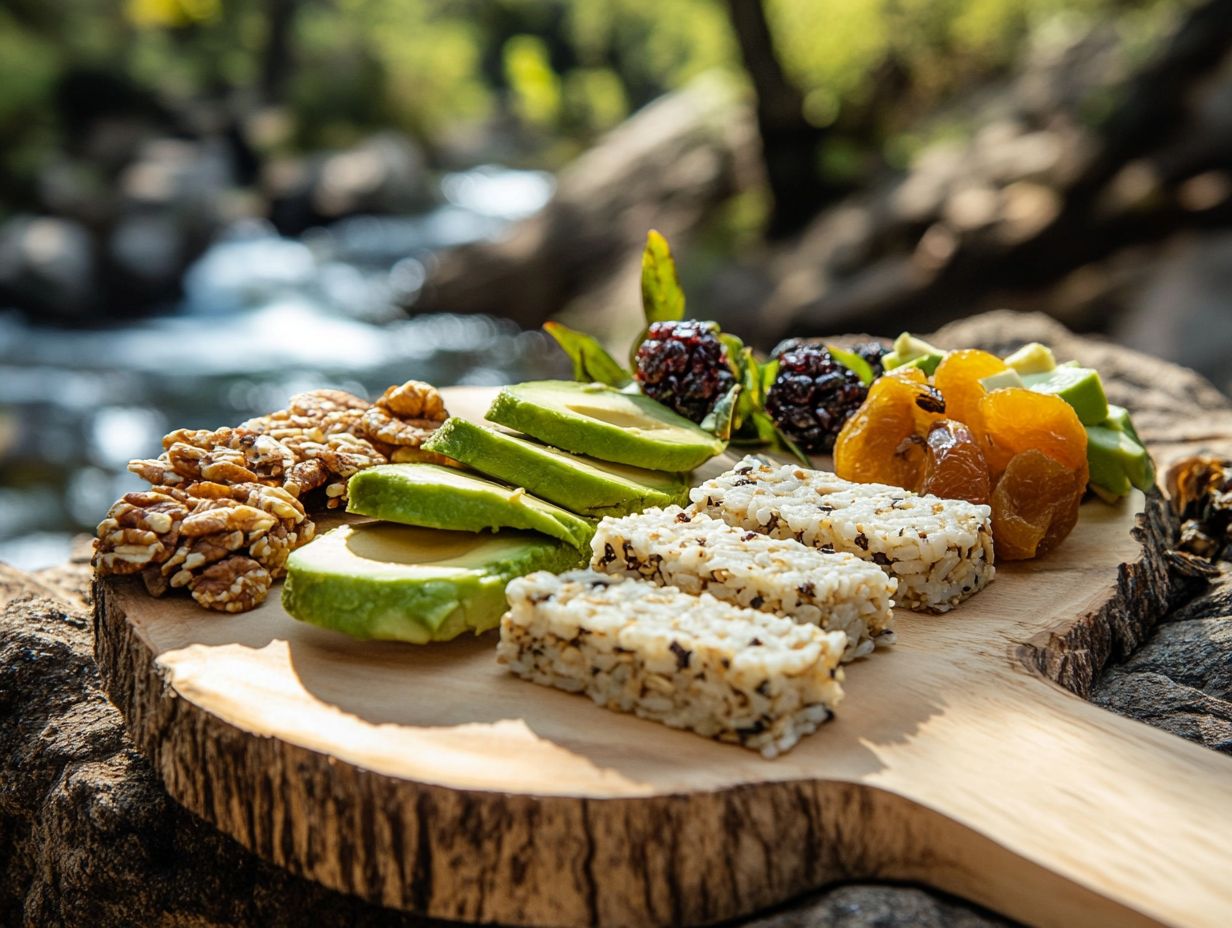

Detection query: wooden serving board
(94, 386), (1232, 928)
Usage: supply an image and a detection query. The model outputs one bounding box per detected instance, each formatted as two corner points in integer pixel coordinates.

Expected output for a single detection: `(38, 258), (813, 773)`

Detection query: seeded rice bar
(591, 506), (896, 661)
(689, 456), (995, 613)
(498, 570), (847, 758)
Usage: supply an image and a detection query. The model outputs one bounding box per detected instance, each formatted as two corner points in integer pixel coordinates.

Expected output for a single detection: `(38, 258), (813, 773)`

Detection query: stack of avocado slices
(282, 380), (724, 643)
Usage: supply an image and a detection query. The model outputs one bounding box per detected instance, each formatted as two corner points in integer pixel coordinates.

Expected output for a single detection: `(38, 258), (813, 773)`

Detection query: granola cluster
(94, 379), (448, 612)
(1168, 455), (1232, 560)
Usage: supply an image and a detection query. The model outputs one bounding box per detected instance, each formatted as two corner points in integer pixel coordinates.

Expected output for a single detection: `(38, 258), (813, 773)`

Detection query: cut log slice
(95, 377), (1232, 928)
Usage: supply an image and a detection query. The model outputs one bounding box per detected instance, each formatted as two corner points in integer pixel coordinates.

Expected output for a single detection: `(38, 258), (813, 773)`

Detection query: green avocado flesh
(1022, 366), (1109, 425)
(1087, 425), (1153, 495)
(979, 369), (1026, 392)
(1003, 342), (1057, 375)
(883, 333), (946, 376)
(485, 380), (726, 471)
(282, 523), (582, 642)
(347, 463), (594, 550)
(422, 417), (689, 517)
(1105, 404), (1145, 446)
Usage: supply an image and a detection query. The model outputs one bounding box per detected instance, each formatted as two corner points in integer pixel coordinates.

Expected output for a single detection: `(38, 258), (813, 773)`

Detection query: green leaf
(773, 426), (811, 465)
(700, 384), (739, 442)
(734, 346), (763, 431)
(732, 407), (776, 445)
(760, 357), (780, 395)
(827, 345), (875, 385)
(641, 230), (686, 325)
(543, 321), (632, 388)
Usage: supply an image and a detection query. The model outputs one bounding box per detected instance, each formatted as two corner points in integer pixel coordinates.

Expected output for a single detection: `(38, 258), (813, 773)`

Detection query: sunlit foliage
(0, 0), (1184, 212)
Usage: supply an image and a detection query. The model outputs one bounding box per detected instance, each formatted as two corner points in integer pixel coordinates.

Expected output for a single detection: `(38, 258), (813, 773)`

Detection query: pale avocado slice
(1004, 342), (1057, 375)
(979, 369), (1027, 392)
(282, 523), (582, 642)
(1105, 404), (1146, 446)
(422, 417), (689, 517)
(485, 380), (726, 471)
(1022, 366), (1109, 425)
(883, 333), (946, 376)
(347, 463), (594, 550)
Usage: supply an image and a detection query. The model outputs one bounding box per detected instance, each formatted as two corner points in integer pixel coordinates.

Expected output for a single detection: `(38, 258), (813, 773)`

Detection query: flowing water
(0, 166), (569, 569)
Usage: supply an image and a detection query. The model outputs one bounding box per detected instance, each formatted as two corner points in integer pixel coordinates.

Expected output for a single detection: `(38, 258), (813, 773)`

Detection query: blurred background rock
(1, 0), (1230, 568)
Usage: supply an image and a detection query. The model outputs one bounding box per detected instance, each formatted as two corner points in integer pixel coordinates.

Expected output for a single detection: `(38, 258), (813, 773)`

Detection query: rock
(1091, 565), (1232, 752)
(413, 75), (759, 342)
(267, 132), (429, 234)
(1091, 671), (1232, 753)
(742, 885), (1013, 928)
(0, 216), (98, 320)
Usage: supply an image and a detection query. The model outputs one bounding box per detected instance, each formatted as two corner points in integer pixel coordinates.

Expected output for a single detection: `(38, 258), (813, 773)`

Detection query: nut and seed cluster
(94, 380), (448, 612)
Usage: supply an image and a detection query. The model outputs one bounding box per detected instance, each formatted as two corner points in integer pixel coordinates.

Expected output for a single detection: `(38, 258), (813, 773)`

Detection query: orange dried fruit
(975, 388), (1089, 485)
(918, 420), (991, 506)
(834, 368), (946, 488)
(991, 449), (1085, 560)
(932, 349), (1008, 431)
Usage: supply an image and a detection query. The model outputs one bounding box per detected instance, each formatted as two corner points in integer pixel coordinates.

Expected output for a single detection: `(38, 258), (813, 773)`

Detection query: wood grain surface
(94, 370), (1232, 928)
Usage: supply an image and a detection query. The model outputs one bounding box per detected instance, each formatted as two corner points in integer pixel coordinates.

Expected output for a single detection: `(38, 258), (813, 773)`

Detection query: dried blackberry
(634, 321), (735, 423)
(853, 341), (888, 378)
(765, 345), (868, 453)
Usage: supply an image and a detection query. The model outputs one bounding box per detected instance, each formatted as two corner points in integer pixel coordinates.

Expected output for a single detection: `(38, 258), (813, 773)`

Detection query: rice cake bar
(498, 570), (846, 758)
(689, 456), (995, 613)
(591, 506), (896, 661)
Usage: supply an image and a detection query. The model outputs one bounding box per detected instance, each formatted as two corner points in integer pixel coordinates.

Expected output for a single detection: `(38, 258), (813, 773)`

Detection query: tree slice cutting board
(94, 386), (1232, 928)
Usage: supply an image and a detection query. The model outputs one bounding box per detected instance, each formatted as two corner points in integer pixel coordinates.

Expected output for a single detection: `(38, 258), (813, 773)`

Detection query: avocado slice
(1004, 342), (1057, 375)
(282, 523), (582, 642)
(1105, 404), (1146, 446)
(1022, 366), (1109, 425)
(979, 369), (1027, 392)
(485, 380), (726, 471)
(882, 333), (946, 376)
(1087, 424), (1153, 496)
(347, 463), (594, 550)
(422, 417), (689, 517)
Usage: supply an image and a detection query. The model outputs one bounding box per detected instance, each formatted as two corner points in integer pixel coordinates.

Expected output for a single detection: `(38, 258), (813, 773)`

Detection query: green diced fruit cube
(1086, 424), (1153, 497)
(882, 333), (946, 376)
(979, 369), (1027, 392)
(1003, 342), (1057, 375)
(1022, 366), (1109, 425)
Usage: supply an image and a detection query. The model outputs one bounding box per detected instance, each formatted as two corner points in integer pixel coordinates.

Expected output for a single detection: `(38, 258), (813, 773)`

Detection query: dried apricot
(932, 349), (1008, 431)
(991, 449), (1084, 560)
(975, 388), (1089, 485)
(918, 420), (991, 506)
(834, 368), (946, 488)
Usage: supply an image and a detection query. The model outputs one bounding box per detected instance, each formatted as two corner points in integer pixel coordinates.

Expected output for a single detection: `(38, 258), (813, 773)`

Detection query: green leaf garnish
(543, 321), (633, 388)
(700, 384), (740, 442)
(641, 230), (686, 325)
(734, 345), (763, 432)
(827, 345), (875, 385)
(760, 357), (780, 396)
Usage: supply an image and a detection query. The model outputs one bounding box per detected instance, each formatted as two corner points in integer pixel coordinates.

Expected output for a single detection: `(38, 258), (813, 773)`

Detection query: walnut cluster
(95, 379), (448, 612)
(95, 482), (312, 613)
(1168, 455), (1232, 560)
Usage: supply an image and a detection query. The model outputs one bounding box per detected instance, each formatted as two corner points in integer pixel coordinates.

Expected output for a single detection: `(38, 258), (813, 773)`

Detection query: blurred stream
(0, 166), (569, 569)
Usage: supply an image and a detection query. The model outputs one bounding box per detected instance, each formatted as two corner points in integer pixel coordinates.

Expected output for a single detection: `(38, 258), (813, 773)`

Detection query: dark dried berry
(634, 320), (735, 423)
(853, 341), (889, 378)
(765, 344), (868, 453)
